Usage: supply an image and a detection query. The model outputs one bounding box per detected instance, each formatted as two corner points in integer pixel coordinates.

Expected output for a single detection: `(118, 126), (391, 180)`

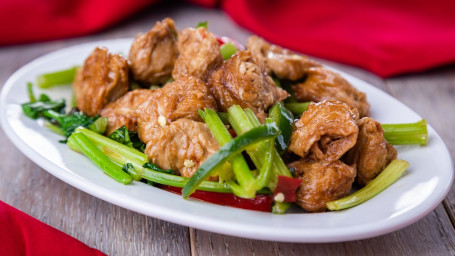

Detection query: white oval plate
(1, 39), (453, 243)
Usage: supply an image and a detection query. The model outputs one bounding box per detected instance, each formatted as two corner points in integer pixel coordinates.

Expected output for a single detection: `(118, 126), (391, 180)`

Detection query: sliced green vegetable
(272, 202), (292, 214)
(27, 82), (37, 103)
(228, 106), (292, 190)
(382, 119), (428, 145)
(89, 117), (108, 134)
(220, 42), (238, 60)
(44, 122), (64, 135)
(269, 103), (294, 154)
(68, 132), (132, 184)
(200, 109), (258, 198)
(142, 168), (233, 193)
(37, 66), (78, 88)
(196, 21), (208, 29)
(216, 112), (230, 125)
(326, 159), (409, 211)
(284, 102), (311, 115)
(182, 123), (280, 198)
(71, 90), (77, 108)
(70, 127), (148, 180)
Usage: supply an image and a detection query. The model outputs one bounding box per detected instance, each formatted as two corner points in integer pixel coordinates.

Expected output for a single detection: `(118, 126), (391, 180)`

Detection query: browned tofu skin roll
(344, 117), (397, 186)
(208, 50), (289, 121)
(73, 47), (129, 116)
(288, 159), (356, 212)
(292, 67), (370, 117)
(145, 119), (219, 178)
(136, 76), (217, 144)
(100, 89), (156, 135)
(172, 27), (223, 81)
(247, 35), (321, 81)
(288, 101), (359, 162)
(128, 18), (178, 85)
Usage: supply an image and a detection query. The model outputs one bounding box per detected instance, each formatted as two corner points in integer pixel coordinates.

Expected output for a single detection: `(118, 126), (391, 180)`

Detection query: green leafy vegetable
(21, 96), (65, 119)
(108, 126), (146, 152)
(43, 110), (98, 140)
(269, 103), (294, 154)
(122, 163), (135, 175)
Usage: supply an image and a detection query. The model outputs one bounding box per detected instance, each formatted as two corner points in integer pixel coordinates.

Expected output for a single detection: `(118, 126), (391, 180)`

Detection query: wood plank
(191, 205), (455, 256)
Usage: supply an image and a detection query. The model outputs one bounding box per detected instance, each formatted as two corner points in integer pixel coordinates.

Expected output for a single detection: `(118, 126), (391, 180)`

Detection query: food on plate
(135, 75), (217, 143)
(129, 18), (178, 85)
(247, 35), (321, 81)
(100, 89), (155, 134)
(288, 159), (356, 212)
(73, 47), (129, 116)
(145, 118), (219, 178)
(208, 50), (289, 121)
(288, 101), (359, 162)
(344, 117), (397, 186)
(292, 66), (370, 117)
(172, 27), (223, 81)
(22, 18), (428, 214)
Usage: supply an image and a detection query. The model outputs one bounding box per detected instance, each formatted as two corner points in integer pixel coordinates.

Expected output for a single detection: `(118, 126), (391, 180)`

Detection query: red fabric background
(0, 201), (105, 256)
(0, 0), (155, 45)
(220, 0), (455, 77)
(1, 0), (455, 77)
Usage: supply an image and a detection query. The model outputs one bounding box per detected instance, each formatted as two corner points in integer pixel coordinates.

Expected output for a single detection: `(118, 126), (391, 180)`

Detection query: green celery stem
(228, 106), (292, 190)
(75, 127), (148, 165)
(37, 66), (79, 88)
(326, 159), (410, 211)
(381, 119), (428, 145)
(74, 127), (147, 180)
(69, 132), (132, 184)
(27, 82), (37, 102)
(141, 168), (232, 193)
(201, 109), (256, 197)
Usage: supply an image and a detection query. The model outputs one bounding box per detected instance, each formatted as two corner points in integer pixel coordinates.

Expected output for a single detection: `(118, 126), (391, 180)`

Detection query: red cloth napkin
(2, 0), (455, 77)
(0, 200), (105, 256)
(219, 0), (455, 77)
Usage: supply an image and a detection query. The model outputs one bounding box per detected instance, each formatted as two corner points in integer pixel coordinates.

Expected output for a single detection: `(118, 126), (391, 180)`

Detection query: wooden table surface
(1, 3), (454, 255)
